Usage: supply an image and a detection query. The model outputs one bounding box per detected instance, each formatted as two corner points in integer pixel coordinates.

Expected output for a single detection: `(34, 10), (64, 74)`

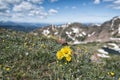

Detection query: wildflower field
(0, 28), (120, 80)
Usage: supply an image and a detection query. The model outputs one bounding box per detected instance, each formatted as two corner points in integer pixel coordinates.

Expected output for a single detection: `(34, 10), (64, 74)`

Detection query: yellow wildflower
(108, 72), (115, 77)
(48, 64), (50, 67)
(118, 77), (120, 80)
(56, 51), (64, 60)
(66, 56), (71, 62)
(61, 46), (72, 56)
(5, 67), (10, 71)
(56, 46), (72, 62)
(63, 52), (69, 57)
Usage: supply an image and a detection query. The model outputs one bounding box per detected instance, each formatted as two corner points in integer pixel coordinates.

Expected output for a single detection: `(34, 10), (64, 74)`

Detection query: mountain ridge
(0, 21), (49, 32)
(32, 16), (120, 43)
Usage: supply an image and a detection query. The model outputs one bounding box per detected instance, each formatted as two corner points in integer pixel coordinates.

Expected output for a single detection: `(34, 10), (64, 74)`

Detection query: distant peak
(113, 16), (120, 20)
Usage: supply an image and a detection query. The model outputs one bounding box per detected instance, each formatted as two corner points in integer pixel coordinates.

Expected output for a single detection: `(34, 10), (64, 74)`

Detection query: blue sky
(0, 0), (120, 23)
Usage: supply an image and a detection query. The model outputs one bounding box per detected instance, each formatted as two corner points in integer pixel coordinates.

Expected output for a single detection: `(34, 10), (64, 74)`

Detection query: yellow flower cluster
(119, 77), (120, 80)
(3, 67), (11, 71)
(56, 46), (72, 62)
(108, 72), (115, 77)
(6, 67), (10, 71)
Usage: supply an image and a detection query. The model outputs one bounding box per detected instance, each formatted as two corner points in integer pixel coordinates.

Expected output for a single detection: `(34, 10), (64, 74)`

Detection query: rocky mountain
(31, 16), (120, 44)
(32, 16), (120, 44)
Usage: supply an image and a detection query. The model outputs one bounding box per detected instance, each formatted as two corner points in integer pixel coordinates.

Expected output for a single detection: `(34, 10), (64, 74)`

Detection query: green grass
(0, 28), (120, 80)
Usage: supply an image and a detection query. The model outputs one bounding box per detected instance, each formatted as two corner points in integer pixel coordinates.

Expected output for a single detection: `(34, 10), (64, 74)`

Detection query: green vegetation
(0, 28), (120, 80)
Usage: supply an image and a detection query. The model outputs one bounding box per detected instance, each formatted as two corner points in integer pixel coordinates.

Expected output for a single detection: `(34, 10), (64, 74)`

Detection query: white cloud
(6, 10), (10, 13)
(0, 12), (9, 17)
(28, 0), (43, 4)
(113, 6), (120, 9)
(109, 4), (120, 10)
(94, 0), (100, 4)
(12, 13), (24, 18)
(12, 1), (48, 18)
(0, 0), (59, 22)
(0, 3), (8, 10)
(114, 0), (120, 4)
(3, 0), (21, 4)
(107, 0), (120, 9)
(103, 0), (113, 2)
(13, 1), (33, 12)
(28, 8), (48, 18)
(48, 9), (58, 15)
(0, 0), (9, 11)
(0, 0), (22, 12)
(50, 0), (58, 2)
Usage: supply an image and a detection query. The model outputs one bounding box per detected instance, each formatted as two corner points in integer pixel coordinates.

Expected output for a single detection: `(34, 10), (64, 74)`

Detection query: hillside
(33, 16), (120, 44)
(0, 27), (120, 80)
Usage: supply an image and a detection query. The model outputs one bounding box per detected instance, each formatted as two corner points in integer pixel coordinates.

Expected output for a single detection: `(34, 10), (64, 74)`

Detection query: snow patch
(79, 34), (83, 37)
(82, 31), (86, 36)
(88, 32), (95, 37)
(73, 40), (87, 44)
(118, 24), (120, 34)
(95, 24), (101, 26)
(67, 34), (75, 41)
(97, 49), (108, 54)
(92, 32), (95, 35)
(72, 28), (79, 33)
(65, 31), (69, 35)
(54, 32), (58, 35)
(97, 48), (111, 58)
(61, 24), (69, 28)
(88, 34), (91, 37)
(42, 29), (50, 36)
(73, 40), (81, 44)
(108, 43), (120, 51)
(108, 43), (119, 49)
(66, 31), (72, 35)
(110, 38), (120, 41)
(97, 54), (110, 58)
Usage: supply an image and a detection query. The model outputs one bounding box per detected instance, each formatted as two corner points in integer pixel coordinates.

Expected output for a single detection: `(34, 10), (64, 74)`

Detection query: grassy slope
(0, 28), (120, 80)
